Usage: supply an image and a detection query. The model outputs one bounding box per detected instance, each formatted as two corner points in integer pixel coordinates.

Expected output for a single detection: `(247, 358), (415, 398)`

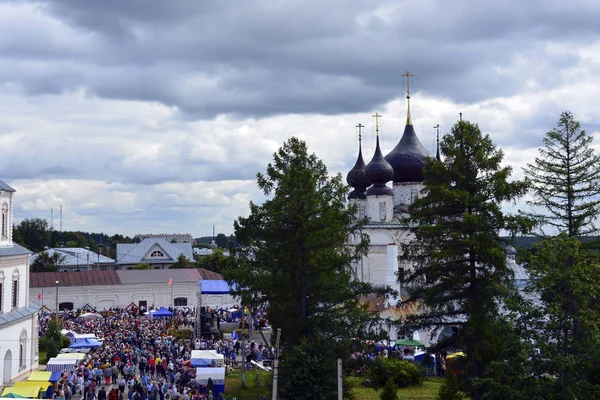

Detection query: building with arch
(0, 180), (39, 385)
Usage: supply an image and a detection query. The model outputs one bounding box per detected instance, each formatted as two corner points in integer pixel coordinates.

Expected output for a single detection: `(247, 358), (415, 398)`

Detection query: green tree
(523, 111), (600, 237)
(223, 137), (388, 399)
(133, 262), (152, 270)
(517, 235), (600, 399)
(31, 251), (67, 272)
(16, 217), (50, 252)
(170, 254), (191, 269)
(402, 120), (531, 400)
(214, 233), (228, 248)
(195, 248), (230, 273)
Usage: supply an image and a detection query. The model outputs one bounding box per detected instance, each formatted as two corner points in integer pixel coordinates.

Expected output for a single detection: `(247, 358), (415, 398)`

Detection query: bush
(379, 379), (399, 400)
(438, 374), (469, 400)
(369, 358), (423, 389)
(45, 338), (59, 359)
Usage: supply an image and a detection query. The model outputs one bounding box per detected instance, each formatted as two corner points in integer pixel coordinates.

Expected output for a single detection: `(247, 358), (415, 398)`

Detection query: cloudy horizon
(2, 0), (600, 237)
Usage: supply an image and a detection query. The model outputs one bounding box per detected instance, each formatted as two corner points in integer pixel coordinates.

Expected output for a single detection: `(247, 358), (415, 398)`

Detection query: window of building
(411, 187), (419, 202)
(19, 329), (27, 371)
(12, 270), (19, 310)
(359, 205), (366, 219)
(174, 297), (187, 307)
(59, 302), (74, 311)
(398, 267), (405, 284)
(1, 202), (7, 240)
(379, 201), (387, 222)
(150, 250), (164, 258)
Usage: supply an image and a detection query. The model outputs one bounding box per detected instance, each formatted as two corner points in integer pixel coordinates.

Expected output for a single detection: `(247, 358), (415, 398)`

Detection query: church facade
(0, 180), (39, 385)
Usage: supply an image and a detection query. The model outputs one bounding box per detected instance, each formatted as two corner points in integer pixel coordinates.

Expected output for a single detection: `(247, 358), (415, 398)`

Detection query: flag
(167, 277), (173, 286)
(37, 292), (41, 300)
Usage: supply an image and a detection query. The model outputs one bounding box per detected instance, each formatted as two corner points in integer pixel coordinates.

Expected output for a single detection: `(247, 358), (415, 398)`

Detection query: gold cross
(372, 112), (382, 136)
(402, 71), (414, 99)
(356, 123), (364, 141)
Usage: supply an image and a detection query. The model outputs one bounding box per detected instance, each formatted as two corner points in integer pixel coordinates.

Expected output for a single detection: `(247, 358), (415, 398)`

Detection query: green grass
(39, 350), (48, 365)
(224, 370), (443, 400)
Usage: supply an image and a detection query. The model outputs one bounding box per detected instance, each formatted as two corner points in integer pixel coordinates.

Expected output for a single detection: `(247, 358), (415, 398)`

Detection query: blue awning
(198, 280), (234, 294)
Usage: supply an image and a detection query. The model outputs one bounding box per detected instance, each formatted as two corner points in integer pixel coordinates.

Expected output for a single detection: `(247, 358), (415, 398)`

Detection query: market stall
(195, 367), (225, 396)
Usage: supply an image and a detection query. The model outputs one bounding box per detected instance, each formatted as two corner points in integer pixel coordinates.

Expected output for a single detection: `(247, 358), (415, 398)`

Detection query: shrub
(369, 358), (423, 389)
(438, 373), (469, 400)
(45, 338), (59, 359)
(379, 379), (399, 400)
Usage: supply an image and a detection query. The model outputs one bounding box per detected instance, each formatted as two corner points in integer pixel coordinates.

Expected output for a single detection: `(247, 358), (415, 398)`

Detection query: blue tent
(153, 307), (173, 317)
(68, 338), (102, 348)
(198, 280), (235, 294)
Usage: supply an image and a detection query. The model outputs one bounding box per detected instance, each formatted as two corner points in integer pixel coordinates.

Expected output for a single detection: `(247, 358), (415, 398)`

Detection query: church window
(12, 270), (19, 310)
(410, 188), (419, 202)
(379, 202), (387, 222)
(1, 202), (8, 239)
(359, 204), (366, 219)
(150, 250), (165, 258)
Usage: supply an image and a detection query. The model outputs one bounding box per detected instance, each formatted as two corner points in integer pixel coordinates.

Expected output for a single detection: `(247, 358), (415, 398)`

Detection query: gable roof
(0, 242), (31, 257)
(116, 238), (193, 264)
(31, 248), (115, 267)
(0, 180), (15, 192)
(30, 270), (121, 288)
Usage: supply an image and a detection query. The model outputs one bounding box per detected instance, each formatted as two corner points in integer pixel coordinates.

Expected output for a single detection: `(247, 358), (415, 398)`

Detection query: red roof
(30, 270), (120, 288)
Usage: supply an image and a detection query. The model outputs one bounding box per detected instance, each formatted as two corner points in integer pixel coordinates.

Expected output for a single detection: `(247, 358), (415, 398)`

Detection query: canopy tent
(1, 386), (41, 398)
(56, 352), (86, 360)
(49, 371), (62, 383)
(77, 312), (103, 320)
(395, 338), (424, 347)
(0, 393), (27, 398)
(13, 382), (52, 398)
(195, 367), (225, 396)
(198, 280), (234, 294)
(46, 357), (77, 372)
(190, 350), (224, 368)
(68, 338), (102, 348)
(152, 307), (173, 317)
(27, 371), (51, 382)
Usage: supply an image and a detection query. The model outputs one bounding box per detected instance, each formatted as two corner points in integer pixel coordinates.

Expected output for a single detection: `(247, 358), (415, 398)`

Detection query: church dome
(346, 139), (371, 199)
(365, 136), (393, 196)
(385, 122), (430, 183)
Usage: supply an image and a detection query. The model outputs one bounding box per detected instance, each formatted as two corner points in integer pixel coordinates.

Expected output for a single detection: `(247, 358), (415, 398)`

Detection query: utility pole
(55, 280), (59, 322)
(272, 328), (282, 400)
(337, 359), (343, 400)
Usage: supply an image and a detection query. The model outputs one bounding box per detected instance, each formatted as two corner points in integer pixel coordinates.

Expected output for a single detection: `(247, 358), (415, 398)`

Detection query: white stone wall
(1, 255), (31, 312)
(366, 194), (393, 222)
(30, 283), (237, 311)
(392, 182), (424, 209)
(348, 198), (367, 220)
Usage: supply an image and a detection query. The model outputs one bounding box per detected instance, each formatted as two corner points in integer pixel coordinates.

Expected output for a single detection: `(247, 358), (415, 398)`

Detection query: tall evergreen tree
(402, 120), (531, 400)
(524, 111), (600, 236)
(223, 137), (388, 399)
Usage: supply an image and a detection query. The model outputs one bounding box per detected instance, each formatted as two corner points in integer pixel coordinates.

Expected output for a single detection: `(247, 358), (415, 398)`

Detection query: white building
(29, 268), (236, 311)
(134, 233), (194, 244)
(116, 238), (194, 269)
(0, 180), (39, 385)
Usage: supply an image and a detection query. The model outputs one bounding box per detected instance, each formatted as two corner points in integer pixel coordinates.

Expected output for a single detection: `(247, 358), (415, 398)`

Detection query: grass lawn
(224, 370), (443, 400)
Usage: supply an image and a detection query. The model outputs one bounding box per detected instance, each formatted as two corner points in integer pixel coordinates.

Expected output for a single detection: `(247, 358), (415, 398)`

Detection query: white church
(0, 180), (38, 385)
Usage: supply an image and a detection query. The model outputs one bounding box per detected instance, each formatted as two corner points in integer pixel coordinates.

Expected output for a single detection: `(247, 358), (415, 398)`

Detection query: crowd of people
(37, 307), (270, 400)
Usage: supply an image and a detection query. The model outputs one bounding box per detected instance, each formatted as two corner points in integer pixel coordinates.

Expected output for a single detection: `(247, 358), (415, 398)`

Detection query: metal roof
(0, 180), (15, 192)
(0, 301), (39, 327)
(31, 248), (115, 267)
(0, 242), (32, 257)
(30, 270), (121, 288)
(117, 268), (202, 284)
(116, 238), (193, 264)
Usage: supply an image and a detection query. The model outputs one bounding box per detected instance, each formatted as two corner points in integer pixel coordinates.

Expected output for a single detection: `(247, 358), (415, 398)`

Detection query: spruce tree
(524, 111), (600, 237)
(402, 120), (531, 400)
(223, 137), (388, 399)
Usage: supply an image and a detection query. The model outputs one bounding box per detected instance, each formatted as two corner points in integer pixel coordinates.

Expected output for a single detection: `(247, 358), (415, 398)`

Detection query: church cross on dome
(402, 70), (414, 126)
(356, 123), (364, 141)
(372, 112), (382, 136)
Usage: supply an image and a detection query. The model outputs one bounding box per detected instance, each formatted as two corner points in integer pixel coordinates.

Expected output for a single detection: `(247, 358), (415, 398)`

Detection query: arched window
(19, 329), (27, 371)
(1, 202), (8, 240)
(11, 269), (19, 310)
(0, 270), (4, 313)
(150, 250), (164, 258)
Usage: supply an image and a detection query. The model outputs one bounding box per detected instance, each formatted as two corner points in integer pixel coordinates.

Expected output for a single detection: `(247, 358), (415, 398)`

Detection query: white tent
(46, 358), (78, 372)
(191, 350), (224, 362)
(195, 367), (225, 395)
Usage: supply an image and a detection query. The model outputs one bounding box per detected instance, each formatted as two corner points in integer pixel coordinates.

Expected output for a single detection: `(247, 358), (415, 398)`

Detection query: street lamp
(55, 280), (59, 322)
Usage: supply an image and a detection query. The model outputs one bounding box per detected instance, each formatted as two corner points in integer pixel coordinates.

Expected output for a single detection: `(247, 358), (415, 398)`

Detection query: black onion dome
(385, 123), (430, 183)
(346, 143), (371, 200)
(365, 136), (393, 196)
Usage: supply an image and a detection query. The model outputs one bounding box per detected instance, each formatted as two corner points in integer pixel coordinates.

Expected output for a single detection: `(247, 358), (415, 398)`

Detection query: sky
(2, 0), (600, 237)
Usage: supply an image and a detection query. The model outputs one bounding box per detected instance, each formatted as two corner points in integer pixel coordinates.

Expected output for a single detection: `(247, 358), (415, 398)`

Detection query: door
(139, 301), (147, 310)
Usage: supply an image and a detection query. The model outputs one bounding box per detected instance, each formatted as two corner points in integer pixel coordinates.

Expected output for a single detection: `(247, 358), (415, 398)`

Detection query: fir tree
(524, 111), (600, 237)
(402, 120), (531, 400)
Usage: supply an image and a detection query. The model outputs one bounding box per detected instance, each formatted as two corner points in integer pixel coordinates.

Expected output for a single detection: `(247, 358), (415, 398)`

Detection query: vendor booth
(190, 350), (224, 367)
(56, 352), (86, 360)
(14, 382), (52, 398)
(195, 367), (225, 396)
(46, 357), (78, 372)
(27, 371), (51, 382)
(1, 385), (41, 398)
(152, 307), (173, 318)
(68, 338), (102, 349)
